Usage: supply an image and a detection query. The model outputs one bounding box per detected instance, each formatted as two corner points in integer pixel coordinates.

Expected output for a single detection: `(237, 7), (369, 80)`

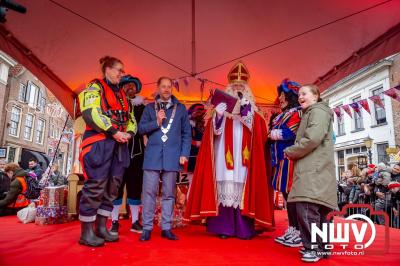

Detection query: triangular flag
(341, 105), (352, 118)
(358, 99), (370, 114)
(198, 77), (206, 91)
(350, 102), (362, 116)
(332, 107), (342, 120)
(183, 77), (190, 87)
(383, 88), (400, 102)
(200, 80), (205, 91)
(393, 84), (400, 91)
(369, 95), (385, 109)
(173, 79), (180, 91)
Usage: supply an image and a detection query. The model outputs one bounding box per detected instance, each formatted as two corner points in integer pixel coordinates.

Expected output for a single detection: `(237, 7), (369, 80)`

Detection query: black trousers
(281, 191), (299, 230)
(114, 154), (144, 206)
(296, 202), (332, 251)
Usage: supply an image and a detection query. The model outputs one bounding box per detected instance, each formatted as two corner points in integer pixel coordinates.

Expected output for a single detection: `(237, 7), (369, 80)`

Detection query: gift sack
(17, 203), (37, 224)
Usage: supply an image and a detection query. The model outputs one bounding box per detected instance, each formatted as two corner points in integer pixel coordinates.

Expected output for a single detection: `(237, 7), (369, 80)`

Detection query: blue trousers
(141, 170), (177, 230)
(79, 136), (129, 222)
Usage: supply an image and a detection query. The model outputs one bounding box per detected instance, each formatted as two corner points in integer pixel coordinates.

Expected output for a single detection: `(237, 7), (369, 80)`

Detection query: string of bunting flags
(170, 76), (223, 92)
(332, 84), (400, 120)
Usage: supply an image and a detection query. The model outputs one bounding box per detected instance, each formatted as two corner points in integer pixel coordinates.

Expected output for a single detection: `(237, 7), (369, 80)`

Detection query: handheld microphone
(157, 99), (167, 122)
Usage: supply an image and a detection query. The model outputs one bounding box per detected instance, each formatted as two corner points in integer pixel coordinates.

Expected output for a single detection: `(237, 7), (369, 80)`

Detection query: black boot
(139, 229), (151, 241)
(79, 221), (105, 247)
(95, 215), (119, 242)
(219, 234), (229, 239)
(161, 230), (179, 240)
(110, 220), (119, 233)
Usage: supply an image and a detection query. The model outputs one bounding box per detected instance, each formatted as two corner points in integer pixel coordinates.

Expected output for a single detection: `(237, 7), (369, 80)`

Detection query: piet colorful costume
(269, 80), (301, 193)
(269, 79), (302, 248)
(185, 62), (275, 239)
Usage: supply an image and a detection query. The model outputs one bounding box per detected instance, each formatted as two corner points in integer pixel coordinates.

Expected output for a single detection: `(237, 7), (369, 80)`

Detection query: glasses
(112, 66), (125, 74)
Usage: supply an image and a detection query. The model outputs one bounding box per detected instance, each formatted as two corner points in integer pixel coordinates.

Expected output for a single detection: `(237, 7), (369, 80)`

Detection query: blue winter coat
(138, 95), (191, 172)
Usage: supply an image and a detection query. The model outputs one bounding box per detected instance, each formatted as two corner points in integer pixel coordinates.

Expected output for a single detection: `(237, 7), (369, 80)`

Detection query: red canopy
(1, 0), (400, 115)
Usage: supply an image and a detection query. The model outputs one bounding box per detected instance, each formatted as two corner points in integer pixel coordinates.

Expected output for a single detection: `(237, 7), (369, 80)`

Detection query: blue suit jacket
(138, 95), (191, 171)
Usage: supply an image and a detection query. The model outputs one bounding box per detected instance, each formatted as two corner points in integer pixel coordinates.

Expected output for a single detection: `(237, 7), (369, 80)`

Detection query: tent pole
(51, 114), (70, 168)
(191, 0), (196, 76)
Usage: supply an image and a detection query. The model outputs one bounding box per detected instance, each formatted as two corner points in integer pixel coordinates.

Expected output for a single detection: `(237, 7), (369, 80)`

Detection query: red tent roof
(1, 0), (400, 115)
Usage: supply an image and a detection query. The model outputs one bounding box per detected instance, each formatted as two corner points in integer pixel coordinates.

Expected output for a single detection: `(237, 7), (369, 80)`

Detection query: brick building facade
(0, 51), (73, 175)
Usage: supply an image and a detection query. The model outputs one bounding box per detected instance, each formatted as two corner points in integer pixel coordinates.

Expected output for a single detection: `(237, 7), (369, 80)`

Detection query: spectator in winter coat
(0, 163), (30, 216)
(374, 163), (392, 187)
(388, 182), (400, 228)
(0, 159), (10, 200)
(28, 158), (44, 181)
(48, 164), (66, 186)
(391, 163), (400, 182)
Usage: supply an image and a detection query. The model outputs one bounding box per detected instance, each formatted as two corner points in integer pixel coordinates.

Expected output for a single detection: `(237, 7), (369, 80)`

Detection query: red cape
(184, 112), (275, 229)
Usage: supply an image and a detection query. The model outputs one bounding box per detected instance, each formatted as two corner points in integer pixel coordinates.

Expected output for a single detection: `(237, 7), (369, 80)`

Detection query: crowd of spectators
(338, 162), (400, 228)
(0, 158), (67, 216)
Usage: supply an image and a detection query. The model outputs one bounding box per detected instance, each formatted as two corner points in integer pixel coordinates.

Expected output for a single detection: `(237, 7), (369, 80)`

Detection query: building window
(7, 147), (16, 163)
(23, 114), (35, 141)
(337, 150), (345, 180)
(376, 143), (389, 164)
(357, 156), (368, 169)
(346, 148), (352, 155)
(18, 83), (27, 102)
(55, 127), (60, 139)
(372, 87), (386, 125)
(27, 82), (38, 107)
(361, 146), (367, 152)
(0, 63), (9, 84)
(27, 82), (44, 109)
(337, 150), (345, 165)
(35, 118), (46, 144)
(49, 124), (55, 138)
(9, 106), (21, 137)
(352, 96), (363, 130)
(336, 104), (345, 135)
(37, 89), (46, 111)
(58, 152), (65, 174)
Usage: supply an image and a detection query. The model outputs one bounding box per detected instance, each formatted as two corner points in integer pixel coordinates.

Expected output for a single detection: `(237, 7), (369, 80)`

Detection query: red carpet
(0, 210), (399, 266)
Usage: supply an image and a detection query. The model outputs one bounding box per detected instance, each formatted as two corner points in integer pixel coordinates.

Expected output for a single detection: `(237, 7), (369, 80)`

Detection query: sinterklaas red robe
(184, 112), (275, 229)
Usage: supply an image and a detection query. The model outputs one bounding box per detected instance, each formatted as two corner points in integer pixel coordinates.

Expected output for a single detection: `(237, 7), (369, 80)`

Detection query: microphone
(156, 99), (167, 122)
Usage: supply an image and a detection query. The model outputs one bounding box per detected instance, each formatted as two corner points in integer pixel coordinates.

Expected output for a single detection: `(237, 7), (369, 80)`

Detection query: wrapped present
(40, 186), (68, 207)
(35, 216), (70, 225)
(35, 206), (69, 225)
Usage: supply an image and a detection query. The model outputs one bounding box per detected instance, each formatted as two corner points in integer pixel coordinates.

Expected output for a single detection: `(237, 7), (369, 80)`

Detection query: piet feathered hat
(188, 103), (206, 119)
(277, 78), (301, 96)
(119, 75), (142, 93)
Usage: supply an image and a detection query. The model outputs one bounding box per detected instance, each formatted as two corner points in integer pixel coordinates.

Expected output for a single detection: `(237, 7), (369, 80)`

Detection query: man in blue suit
(138, 77), (191, 241)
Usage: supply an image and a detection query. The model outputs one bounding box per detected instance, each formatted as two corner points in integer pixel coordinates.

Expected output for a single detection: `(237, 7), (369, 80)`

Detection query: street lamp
(363, 136), (373, 164)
